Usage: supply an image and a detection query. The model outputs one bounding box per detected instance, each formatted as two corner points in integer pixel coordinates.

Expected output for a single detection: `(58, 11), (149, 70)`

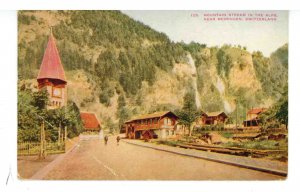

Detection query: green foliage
(221, 132), (233, 138)
(44, 102), (84, 140)
(258, 86), (288, 129)
(179, 42), (207, 68)
(179, 41), (206, 55)
(252, 46), (288, 100)
(149, 104), (180, 114)
(223, 140), (282, 150)
(182, 90), (197, 112)
(99, 80), (115, 106)
(176, 91), (201, 136)
(271, 44), (288, 68)
(105, 117), (119, 134)
(18, 90), (41, 142)
(275, 99), (288, 128)
(18, 13), (31, 25)
(18, 11), (186, 97)
(18, 11), (288, 125)
(117, 94), (126, 109)
(31, 89), (49, 110)
(216, 49), (233, 78)
(116, 93), (132, 131)
(18, 89), (83, 142)
(156, 140), (180, 147)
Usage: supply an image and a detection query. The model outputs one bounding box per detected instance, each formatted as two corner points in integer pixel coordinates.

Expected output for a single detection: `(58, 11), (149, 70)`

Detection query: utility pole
(64, 126), (67, 153)
(235, 99), (238, 129)
(245, 103), (247, 128)
(39, 120), (46, 159)
(58, 122), (61, 144)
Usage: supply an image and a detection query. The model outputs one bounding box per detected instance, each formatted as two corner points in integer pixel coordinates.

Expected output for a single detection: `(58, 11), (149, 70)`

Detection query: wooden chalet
(80, 112), (101, 132)
(243, 108), (267, 128)
(37, 30), (67, 109)
(124, 111), (178, 140)
(197, 111), (228, 126)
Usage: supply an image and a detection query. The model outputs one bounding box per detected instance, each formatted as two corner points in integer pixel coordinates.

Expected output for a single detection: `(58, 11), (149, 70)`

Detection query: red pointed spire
(37, 29), (66, 82)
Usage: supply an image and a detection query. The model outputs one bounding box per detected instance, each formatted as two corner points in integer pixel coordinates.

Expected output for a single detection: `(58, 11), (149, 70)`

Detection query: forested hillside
(18, 11), (288, 131)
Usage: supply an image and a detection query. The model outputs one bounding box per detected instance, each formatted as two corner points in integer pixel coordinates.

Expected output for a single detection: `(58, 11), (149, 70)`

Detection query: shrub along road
(40, 136), (284, 180)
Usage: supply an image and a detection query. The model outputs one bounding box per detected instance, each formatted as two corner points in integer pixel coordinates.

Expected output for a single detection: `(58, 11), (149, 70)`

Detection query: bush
(221, 132), (233, 138)
(156, 140), (180, 147)
(223, 140), (281, 150)
(266, 121), (281, 129)
(18, 89), (83, 142)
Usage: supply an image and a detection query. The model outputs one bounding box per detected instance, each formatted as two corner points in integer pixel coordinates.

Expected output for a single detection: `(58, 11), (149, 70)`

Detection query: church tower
(37, 29), (67, 109)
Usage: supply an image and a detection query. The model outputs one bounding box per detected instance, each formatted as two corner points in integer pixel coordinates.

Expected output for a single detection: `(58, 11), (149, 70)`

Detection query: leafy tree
(177, 91), (201, 136)
(18, 88), (83, 142)
(117, 93), (132, 131)
(18, 90), (41, 142)
(105, 117), (118, 134)
(31, 88), (49, 111)
(274, 87), (288, 129)
(117, 94), (126, 109)
(258, 86), (288, 130)
(44, 101), (84, 140)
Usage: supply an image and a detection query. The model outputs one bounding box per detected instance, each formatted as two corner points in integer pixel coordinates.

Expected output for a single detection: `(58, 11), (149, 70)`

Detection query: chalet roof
(37, 32), (66, 82)
(80, 112), (101, 129)
(125, 111), (178, 123)
(247, 108), (266, 115)
(204, 111), (228, 118)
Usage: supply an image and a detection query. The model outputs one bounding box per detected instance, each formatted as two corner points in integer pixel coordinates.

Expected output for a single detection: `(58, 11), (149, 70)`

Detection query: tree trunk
(189, 122), (196, 137)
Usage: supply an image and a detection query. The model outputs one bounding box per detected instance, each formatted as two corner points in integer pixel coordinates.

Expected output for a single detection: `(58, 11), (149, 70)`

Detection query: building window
(52, 87), (62, 98)
(164, 118), (172, 125)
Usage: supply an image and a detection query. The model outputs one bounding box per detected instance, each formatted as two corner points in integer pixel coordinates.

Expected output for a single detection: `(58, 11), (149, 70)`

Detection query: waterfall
(215, 76), (233, 113)
(187, 53), (201, 109)
(224, 100), (233, 113)
(216, 76), (225, 95)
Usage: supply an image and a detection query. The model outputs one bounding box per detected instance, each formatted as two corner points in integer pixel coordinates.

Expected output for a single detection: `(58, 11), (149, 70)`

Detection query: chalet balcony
(161, 125), (175, 129)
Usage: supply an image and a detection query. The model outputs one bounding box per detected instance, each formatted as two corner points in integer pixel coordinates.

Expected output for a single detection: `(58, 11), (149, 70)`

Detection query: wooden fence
(17, 141), (65, 156)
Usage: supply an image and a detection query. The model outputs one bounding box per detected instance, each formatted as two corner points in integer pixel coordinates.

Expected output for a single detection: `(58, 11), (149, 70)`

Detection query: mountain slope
(18, 11), (288, 129)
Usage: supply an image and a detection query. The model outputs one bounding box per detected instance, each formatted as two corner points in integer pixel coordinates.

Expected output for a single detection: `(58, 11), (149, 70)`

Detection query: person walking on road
(116, 136), (121, 146)
(104, 135), (108, 145)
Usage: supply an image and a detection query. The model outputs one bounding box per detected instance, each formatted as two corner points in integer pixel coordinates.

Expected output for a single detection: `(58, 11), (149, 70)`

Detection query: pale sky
(122, 11), (288, 56)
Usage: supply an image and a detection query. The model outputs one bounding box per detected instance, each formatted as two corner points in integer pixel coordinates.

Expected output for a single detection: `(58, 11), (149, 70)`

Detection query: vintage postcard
(17, 10), (288, 180)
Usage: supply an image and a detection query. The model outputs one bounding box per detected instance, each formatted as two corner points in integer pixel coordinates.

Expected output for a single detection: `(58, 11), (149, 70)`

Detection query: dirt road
(43, 136), (284, 180)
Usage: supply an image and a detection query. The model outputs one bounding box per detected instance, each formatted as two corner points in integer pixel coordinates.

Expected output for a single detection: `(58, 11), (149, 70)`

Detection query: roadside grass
(265, 153), (288, 162)
(222, 139), (287, 150)
(154, 136), (288, 162)
(156, 140), (182, 147)
(220, 132), (233, 138)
